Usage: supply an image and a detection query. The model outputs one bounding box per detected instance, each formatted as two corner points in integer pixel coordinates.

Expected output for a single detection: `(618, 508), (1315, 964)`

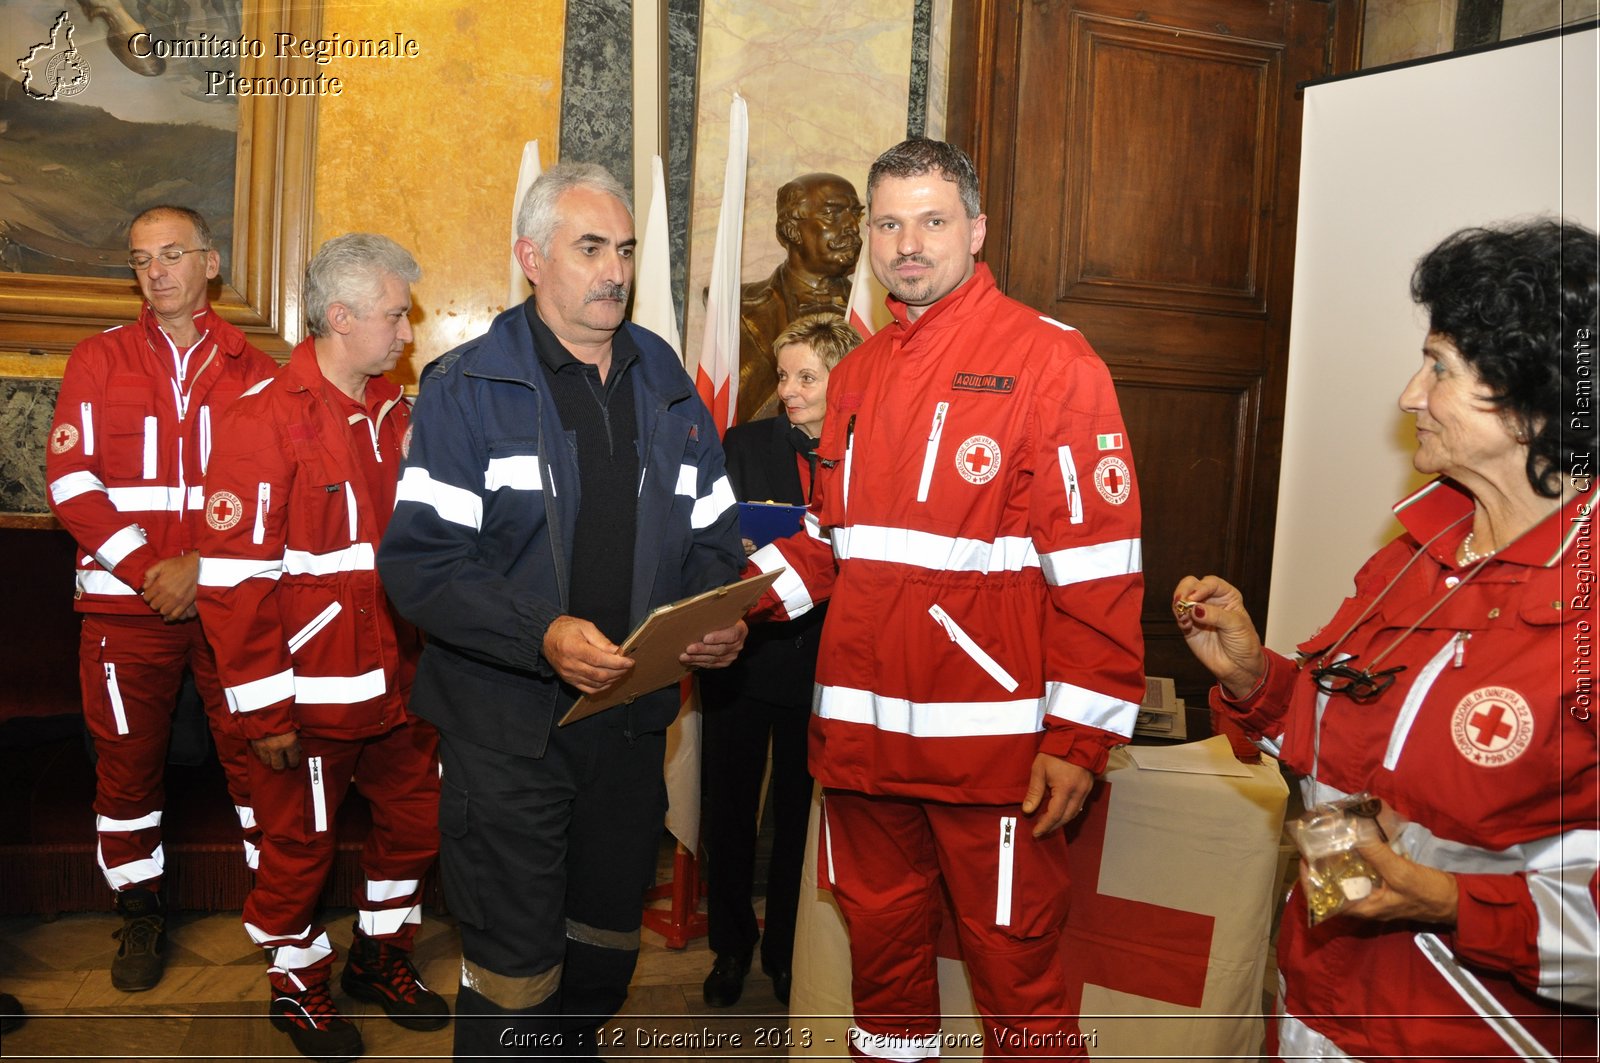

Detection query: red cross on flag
(789, 736), (1289, 1059)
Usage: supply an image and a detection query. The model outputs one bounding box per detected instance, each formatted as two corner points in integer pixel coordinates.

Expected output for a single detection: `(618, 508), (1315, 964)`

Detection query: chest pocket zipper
(916, 402), (949, 503)
(929, 603), (1019, 692)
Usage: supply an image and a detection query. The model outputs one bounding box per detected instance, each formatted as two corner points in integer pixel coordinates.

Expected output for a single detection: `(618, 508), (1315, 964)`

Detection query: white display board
(1267, 26), (1599, 650)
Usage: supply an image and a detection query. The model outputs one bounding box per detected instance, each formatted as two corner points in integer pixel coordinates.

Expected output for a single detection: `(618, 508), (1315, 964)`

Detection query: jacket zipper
(916, 402), (949, 503)
(287, 601), (343, 654)
(928, 603), (1019, 692)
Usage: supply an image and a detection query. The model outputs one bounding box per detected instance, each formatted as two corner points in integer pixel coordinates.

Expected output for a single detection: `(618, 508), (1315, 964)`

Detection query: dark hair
(867, 138), (981, 219)
(129, 205), (213, 249)
(1410, 219), (1599, 497)
(773, 312), (862, 369)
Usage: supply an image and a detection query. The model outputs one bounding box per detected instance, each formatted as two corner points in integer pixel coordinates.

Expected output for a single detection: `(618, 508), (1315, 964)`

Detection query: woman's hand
(1307, 839), (1460, 925)
(1171, 575), (1269, 698)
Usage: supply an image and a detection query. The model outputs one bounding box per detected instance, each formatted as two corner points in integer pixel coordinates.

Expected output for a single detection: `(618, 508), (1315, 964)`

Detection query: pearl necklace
(1458, 531), (1496, 565)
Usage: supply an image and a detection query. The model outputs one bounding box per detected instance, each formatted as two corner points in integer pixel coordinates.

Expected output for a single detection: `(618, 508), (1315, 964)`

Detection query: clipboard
(739, 501), (806, 547)
(558, 567), (784, 725)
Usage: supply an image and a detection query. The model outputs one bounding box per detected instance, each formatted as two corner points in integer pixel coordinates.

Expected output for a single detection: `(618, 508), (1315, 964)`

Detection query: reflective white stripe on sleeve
(97, 810), (162, 832)
(357, 903), (422, 938)
(94, 523), (148, 571)
(396, 466), (483, 530)
(309, 756), (327, 833)
(367, 878), (422, 903)
(225, 668), (296, 714)
(283, 542), (376, 576)
(187, 486), (205, 510)
(294, 669), (388, 705)
(106, 485), (189, 512)
(97, 846), (163, 891)
(287, 602), (342, 655)
(77, 569), (139, 597)
(198, 555), (285, 588)
(104, 663), (130, 735)
(1527, 830), (1600, 1007)
(1038, 537), (1142, 587)
(691, 474), (737, 531)
(142, 416), (158, 480)
(81, 401), (95, 455)
(818, 685), (1044, 737)
(849, 1027), (942, 1061)
(1044, 680), (1138, 737)
(50, 469), (107, 505)
(1058, 445), (1083, 525)
(485, 454), (544, 491)
(674, 463), (698, 498)
(833, 524), (1039, 575)
(752, 543), (812, 618)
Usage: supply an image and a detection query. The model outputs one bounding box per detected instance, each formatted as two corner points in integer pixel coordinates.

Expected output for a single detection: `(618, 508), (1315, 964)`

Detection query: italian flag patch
(1096, 433), (1123, 451)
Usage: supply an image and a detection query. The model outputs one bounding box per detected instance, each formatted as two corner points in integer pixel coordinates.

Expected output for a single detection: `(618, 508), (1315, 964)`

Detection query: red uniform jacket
(46, 305), (277, 613)
(194, 339), (418, 742)
(749, 265), (1146, 804)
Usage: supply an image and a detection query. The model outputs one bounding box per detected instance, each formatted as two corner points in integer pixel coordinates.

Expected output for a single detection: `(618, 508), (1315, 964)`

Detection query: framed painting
(0, 0), (321, 361)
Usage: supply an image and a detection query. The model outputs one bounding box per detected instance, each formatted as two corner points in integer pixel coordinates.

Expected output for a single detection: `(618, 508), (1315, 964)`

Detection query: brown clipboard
(557, 567), (785, 725)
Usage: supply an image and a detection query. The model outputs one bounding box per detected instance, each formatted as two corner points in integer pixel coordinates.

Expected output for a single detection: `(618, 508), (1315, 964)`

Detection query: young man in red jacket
(46, 205), (274, 992)
(195, 234), (446, 1062)
(747, 139), (1146, 1059)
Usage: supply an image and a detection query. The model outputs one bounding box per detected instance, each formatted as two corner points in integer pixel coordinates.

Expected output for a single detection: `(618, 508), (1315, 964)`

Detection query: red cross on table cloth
(1060, 777), (1213, 1010)
(1468, 703), (1515, 747)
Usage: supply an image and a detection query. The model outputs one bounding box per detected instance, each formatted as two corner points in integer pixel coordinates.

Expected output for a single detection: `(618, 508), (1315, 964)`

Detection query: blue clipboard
(739, 501), (806, 547)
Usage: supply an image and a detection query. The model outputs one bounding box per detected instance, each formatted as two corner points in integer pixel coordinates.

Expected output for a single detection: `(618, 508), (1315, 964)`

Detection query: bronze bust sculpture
(737, 173), (863, 423)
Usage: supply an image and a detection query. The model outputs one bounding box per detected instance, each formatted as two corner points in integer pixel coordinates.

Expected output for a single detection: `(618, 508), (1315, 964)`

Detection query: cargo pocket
(438, 777), (490, 930)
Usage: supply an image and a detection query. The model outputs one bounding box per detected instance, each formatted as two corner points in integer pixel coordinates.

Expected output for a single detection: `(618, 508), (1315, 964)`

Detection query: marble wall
(311, 0), (566, 383)
(1362, 0), (1598, 67)
(683, 0), (920, 367)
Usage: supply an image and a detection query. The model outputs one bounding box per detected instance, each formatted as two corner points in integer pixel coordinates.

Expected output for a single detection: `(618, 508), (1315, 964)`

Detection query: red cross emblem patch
(955, 435), (1001, 485)
(49, 423), (80, 454)
(1094, 455), (1131, 505)
(1450, 687), (1533, 767)
(205, 490), (244, 532)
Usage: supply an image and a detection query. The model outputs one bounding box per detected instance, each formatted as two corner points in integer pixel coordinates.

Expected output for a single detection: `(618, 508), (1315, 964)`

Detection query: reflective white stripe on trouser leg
(308, 756), (327, 833)
(97, 841), (164, 890)
(358, 903), (422, 938)
(104, 662), (130, 736)
(266, 932), (335, 992)
(996, 816), (1016, 926)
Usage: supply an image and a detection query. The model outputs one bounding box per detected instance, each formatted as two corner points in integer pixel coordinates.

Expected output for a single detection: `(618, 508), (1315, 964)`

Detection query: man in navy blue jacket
(378, 162), (746, 1059)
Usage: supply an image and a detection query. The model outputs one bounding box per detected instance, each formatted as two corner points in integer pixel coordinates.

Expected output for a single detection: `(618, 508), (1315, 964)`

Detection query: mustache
(586, 283), (629, 303)
(892, 255), (933, 269)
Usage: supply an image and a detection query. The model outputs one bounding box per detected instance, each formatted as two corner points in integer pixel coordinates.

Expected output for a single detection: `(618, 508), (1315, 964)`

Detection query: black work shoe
(269, 982), (364, 1063)
(340, 931), (450, 1031)
(110, 888), (166, 992)
(770, 968), (792, 1007)
(702, 952), (751, 1008)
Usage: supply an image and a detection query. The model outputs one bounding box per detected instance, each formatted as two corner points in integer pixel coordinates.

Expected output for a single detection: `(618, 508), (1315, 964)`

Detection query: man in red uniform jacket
(45, 205), (274, 992)
(195, 233), (446, 1062)
(748, 139), (1146, 1059)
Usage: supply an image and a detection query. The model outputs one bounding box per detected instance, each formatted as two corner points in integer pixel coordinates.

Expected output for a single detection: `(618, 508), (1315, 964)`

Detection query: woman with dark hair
(1176, 219), (1597, 1060)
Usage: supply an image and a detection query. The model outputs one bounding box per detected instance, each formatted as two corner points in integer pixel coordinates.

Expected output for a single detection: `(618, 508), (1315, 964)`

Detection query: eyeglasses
(128, 248), (209, 271)
(1309, 658), (1407, 702)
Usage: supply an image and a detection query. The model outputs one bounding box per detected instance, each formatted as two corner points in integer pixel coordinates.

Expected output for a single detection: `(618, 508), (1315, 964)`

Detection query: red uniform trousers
(243, 720), (440, 993)
(79, 613), (259, 891)
(823, 789), (1087, 1062)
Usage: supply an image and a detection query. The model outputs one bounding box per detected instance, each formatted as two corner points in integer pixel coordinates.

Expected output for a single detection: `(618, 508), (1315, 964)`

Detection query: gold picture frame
(0, 2), (321, 361)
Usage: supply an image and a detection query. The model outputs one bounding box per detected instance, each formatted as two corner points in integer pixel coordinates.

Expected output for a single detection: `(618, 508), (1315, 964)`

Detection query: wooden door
(948, 0), (1362, 705)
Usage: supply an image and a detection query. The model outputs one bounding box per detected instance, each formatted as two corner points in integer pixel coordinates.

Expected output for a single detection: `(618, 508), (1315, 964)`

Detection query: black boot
(340, 930), (450, 1031)
(269, 980), (364, 1062)
(111, 888), (166, 992)
(701, 951), (750, 1008)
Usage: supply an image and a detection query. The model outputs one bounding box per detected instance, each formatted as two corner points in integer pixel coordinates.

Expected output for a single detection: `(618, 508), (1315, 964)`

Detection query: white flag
(630, 154), (681, 357)
(846, 226), (886, 338)
(694, 93), (748, 434)
(507, 140), (543, 308)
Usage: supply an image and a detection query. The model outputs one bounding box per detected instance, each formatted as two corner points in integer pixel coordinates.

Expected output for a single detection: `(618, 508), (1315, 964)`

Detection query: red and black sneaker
(269, 981), (364, 1063)
(340, 932), (450, 1031)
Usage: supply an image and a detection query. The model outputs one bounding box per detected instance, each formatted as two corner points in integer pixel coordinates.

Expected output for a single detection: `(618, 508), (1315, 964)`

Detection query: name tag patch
(952, 372), (1015, 394)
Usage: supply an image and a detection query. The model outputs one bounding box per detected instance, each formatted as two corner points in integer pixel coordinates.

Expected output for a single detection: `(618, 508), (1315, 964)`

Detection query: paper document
(558, 568), (783, 725)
